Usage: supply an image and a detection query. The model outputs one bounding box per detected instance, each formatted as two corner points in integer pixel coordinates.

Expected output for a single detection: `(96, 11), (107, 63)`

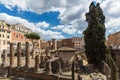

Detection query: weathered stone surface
(25, 42), (30, 68)
(10, 43), (14, 67)
(46, 60), (52, 74)
(51, 58), (62, 74)
(2, 49), (7, 67)
(17, 42), (22, 67)
(40, 55), (45, 68)
(102, 61), (111, 79)
(34, 55), (40, 72)
(32, 50), (35, 59)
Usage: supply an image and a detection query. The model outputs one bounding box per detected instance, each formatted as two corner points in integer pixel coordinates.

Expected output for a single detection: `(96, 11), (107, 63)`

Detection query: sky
(0, 0), (120, 40)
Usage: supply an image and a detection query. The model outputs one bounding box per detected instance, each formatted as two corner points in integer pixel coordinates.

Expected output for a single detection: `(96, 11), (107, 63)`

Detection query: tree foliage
(24, 32), (40, 48)
(24, 32), (40, 41)
(83, 2), (107, 66)
(83, 2), (118, 79)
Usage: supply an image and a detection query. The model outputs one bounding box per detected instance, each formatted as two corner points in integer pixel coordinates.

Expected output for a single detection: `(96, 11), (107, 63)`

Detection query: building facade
(0, 20), (11, 52)
(11, 23), (32, 49)
(72, 37), (84, 50)
(61, 37), (84, 50)
(40, 39), (49, 50)
(47, 37), (84, 50)
(107, 31), (120, 49)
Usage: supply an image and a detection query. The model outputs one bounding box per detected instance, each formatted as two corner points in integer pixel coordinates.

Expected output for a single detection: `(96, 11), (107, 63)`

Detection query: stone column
(46, 60), (52, 74)
(2, 50), (7, 67)
(25, 42), (30, 68)
(17, 42), (22, 68)
(54, 39), (57, 50)
(32, 50), (35, 59)
(10, 43), (14, 67)
(40, 54), (45, 68)
(58, 61), (62, 74)
(34, 55), (40, 72)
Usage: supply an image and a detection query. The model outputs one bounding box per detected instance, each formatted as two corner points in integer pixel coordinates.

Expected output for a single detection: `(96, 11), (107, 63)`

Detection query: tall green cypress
(83, 2), (119, 80)
(83, 2), (106, 66)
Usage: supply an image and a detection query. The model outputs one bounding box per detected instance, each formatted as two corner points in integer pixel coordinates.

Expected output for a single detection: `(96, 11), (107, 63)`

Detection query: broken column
(34, 55), (40, 72)
(25, 42), (30, 68)
(7, 43), (14, 77)
(40, 54), (45, 68)
(46, 60), (52, 74)
(32, 50), (35, 59)
(2, 49), (7, 67)
(10, 43), (14, 67)
(58, 60), (62, 74)
(17, 42), (22, 68)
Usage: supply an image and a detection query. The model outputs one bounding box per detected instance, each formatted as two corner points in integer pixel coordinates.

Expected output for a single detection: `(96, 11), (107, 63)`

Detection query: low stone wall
(8, 68), (71, 80)
(101, 61), (111, 79)
(1, 42), (72, 80)
(0, 67), (7, 76)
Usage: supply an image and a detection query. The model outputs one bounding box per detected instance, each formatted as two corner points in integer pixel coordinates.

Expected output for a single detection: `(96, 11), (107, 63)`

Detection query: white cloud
(36, 21), (49, 29)
(0, 0), (27, 11)
(52, 25), (65, 30)
(107, 1), (120, 15)
(62, 25), (77, 34)
(0, 0), (120, 37)
(0, 13), (65, 40)
(77, 30), (82, 34)
(34, 29), (65, 40)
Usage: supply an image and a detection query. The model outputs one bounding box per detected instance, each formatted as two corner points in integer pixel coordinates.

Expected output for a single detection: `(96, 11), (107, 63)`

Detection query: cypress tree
(83, 2), (119, 80)
(83, 2), (106, 66)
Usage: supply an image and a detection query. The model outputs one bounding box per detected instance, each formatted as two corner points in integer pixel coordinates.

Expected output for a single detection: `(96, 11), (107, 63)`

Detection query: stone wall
(8, 69), (71, 80)
(101, 61), (111, 79)
(58, 51), (74, 63)
(110, 49), (120, 72)
(0, 42), (72, 80)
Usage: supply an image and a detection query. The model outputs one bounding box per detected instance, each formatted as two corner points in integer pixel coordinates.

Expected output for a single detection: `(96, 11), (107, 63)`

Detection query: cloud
(34, 29), (65, 40)
(62, 25), (77, 34)
(36, 21), (49, 29)
(52, 25), (65, 30)
(0, 13), (65, 40)
(0, 0), (27, 11)
(0, 0), (120, 37)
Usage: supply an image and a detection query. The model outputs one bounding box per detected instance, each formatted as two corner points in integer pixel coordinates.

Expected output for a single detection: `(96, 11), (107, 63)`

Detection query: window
(7, 31), (10, 34)
(1, 23), (4, 28)
(7, 35), (10, 38)
(3, 40), (5, 45)
(2, 34), (4, 38)
(16, 34), (18, 38)
(7, 41), (10, 45)
(2, 29), (5, 32)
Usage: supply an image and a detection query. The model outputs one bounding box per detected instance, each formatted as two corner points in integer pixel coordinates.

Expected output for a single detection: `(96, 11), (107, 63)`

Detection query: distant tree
(24, 32), (40, 58)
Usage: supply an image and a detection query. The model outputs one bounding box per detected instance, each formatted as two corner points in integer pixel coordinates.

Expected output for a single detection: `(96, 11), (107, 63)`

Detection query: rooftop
(57, 47), (76, 51)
